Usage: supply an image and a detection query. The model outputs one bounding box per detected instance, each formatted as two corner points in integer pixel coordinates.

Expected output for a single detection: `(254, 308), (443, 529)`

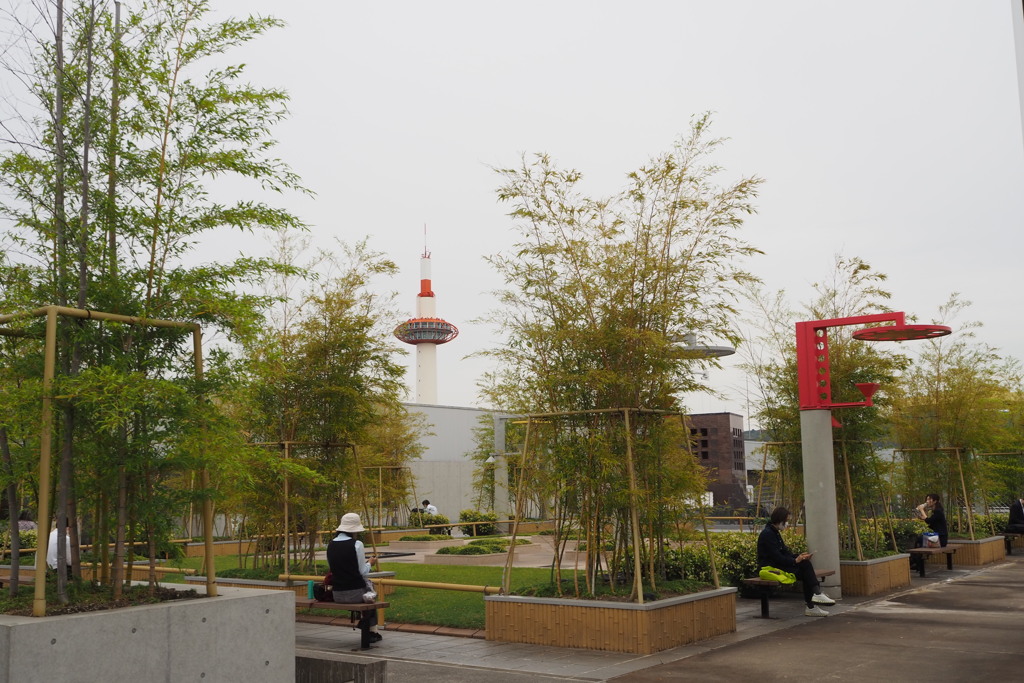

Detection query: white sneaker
(805, 605), (830, 617)
(812, 592), (836, 606)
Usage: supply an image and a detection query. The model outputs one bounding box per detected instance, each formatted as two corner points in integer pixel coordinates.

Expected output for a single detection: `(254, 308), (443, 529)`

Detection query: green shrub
(398, 534), (451, 542)
(435, 544), (502, 555)
(664, 530), (808, 587)
(1, 529), (37, 551)
(409, 512), (452, 535)
(458, 509), (498, 537)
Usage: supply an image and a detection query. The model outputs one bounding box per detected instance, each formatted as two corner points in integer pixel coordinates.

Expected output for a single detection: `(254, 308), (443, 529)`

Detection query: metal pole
(32, 307), (58, 616)
(800, 409), (842, 597)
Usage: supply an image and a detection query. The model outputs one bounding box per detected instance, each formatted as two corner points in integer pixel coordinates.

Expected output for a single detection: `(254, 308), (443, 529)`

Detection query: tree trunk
(1, 428), (21, 596)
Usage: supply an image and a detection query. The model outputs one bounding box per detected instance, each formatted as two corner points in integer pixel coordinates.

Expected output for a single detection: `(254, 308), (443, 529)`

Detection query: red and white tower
(393, 248), (459, 404)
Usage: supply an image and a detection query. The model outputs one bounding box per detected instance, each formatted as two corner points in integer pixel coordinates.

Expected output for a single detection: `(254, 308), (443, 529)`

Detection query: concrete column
(416, 343), (437, 404)
(800, 409), (842, 596)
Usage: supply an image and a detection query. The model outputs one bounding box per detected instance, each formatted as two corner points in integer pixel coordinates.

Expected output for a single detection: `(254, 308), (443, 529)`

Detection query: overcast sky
(200, 1), (1024, 419)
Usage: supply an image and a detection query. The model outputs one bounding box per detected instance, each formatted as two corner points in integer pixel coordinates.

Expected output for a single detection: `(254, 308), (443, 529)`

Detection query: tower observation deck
(393, 249), (458, 403)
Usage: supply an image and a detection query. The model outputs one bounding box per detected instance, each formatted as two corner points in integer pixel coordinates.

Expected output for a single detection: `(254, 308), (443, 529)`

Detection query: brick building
(688, 412), (748, 506)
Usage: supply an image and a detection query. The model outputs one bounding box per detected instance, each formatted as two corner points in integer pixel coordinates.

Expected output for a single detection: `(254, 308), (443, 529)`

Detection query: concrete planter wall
(423, 551), (509, 565)
(370, 528), (428, 544)
(840, 554), (911, 596)
(388, 539), (467, 551)
(0, 586), (294, 683)
(2, 564), (190, 583)
(945, 536), (1006, 565)
(485, 587), (736, 654)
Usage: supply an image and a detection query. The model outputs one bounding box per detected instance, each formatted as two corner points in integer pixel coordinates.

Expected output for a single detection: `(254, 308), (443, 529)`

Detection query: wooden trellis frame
(0, 305), (215, 616)
(499, 407), (721, 602)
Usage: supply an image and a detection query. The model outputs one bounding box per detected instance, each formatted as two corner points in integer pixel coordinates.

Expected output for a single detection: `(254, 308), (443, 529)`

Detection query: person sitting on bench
(757, 507), (835, 617)
(1007, 494), (1024, 534)
(912, 493), (948, 572)
(327, 513), (381, 644)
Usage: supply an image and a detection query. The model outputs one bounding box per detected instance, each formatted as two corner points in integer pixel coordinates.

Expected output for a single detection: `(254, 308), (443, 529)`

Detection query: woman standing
(327, 513), (381, 644)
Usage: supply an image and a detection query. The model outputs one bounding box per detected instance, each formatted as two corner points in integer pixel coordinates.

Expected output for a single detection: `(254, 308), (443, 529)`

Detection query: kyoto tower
(393, 248), (459, 404)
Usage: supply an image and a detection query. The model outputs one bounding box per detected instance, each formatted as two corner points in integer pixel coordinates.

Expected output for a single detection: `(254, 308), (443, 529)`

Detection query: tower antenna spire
(423, 223), (429, 259)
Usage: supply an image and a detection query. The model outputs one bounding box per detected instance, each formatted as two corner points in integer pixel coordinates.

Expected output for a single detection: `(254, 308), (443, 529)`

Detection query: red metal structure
(795, 312), (950, 411)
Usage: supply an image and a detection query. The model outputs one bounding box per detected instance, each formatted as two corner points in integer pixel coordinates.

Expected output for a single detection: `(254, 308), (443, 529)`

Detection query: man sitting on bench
(327, 513), (381, 644)
(757, 507), (835, 617)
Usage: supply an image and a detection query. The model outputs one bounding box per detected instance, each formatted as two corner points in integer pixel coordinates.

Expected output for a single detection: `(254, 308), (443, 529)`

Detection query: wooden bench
(906, 546), (956, 577)
(295, 597), (391, 650)
(1002, 533), (1023, 555)
(741, 569), (835, 619)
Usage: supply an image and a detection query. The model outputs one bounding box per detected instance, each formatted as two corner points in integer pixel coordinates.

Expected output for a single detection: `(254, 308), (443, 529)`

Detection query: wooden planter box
(945, 536), (1006, 566)
(485, 587), (736, 654)
(840, 554), (911, 596)
(423, 551), (508, 565)
(501, 520), (556, 534)
(387, 539), (466, 551)
(0, 586), (294, 682)
(182, 539), (255, 558)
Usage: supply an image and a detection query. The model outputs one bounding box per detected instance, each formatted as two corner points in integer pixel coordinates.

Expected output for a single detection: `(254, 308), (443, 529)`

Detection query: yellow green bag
(759, 566), (796, 584)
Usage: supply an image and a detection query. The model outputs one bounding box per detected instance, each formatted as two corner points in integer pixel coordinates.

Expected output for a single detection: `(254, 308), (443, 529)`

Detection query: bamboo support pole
(194, 327), (217, 597)
(953, 448), (975, 540)
(622, 409), (645, 604)
(32, 307), (58, 617)
(502, 418), (533, 595)
(283, 441), (290, 575)
(351, 445), (380, 558)
(840, 441), (863, 561)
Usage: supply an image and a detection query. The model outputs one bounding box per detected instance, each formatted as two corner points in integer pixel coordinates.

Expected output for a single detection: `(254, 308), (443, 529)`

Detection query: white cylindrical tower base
(416, 343), (438, 404)
(800, 409), (842, 597)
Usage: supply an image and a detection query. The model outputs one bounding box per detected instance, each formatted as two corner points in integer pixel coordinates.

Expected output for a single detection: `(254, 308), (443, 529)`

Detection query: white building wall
(403, 403), (514, 520)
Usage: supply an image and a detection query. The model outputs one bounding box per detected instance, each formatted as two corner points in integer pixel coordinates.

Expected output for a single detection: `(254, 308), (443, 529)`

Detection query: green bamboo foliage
(0, 0), (305, 597)
(483, 115), (761, 598)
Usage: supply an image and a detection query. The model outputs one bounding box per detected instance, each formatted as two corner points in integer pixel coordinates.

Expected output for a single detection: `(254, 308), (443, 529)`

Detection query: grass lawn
(371, 563), (560, 630)
(163, 555), (620, 630)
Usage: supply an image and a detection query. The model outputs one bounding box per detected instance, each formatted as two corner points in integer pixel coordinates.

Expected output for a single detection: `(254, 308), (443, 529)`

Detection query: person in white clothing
(46, 525), (72, 577)
(421, 500), (438, 515)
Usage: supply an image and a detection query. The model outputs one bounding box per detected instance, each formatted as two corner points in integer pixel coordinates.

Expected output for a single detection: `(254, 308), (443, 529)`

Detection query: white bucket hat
(336, 512), (365, 533)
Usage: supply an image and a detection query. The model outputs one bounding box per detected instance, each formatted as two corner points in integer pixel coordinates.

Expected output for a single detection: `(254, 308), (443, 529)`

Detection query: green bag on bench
(758, 566), (796, 584)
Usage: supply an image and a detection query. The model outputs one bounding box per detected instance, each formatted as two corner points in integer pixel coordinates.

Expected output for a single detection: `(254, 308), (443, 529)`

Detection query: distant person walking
(757, 507), (836, 617)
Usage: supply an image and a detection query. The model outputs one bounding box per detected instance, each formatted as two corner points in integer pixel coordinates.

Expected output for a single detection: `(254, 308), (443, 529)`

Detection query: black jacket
(1009, 499), (1024, 528)
(924, 507), (948, 545)
(326, 537), (365, 591)
(757, 523), (797, 571)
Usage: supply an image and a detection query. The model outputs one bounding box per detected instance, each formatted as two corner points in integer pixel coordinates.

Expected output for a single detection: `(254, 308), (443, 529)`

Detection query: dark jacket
(326, 537), (365, 591)
(1009, 499), (1024, 528)
(924, 507), (948, 546)
(757, 523), (798, 571)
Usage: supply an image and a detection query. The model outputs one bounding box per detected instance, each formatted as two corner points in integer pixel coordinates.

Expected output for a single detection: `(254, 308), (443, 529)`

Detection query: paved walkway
(295, 553), (1023, 681)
